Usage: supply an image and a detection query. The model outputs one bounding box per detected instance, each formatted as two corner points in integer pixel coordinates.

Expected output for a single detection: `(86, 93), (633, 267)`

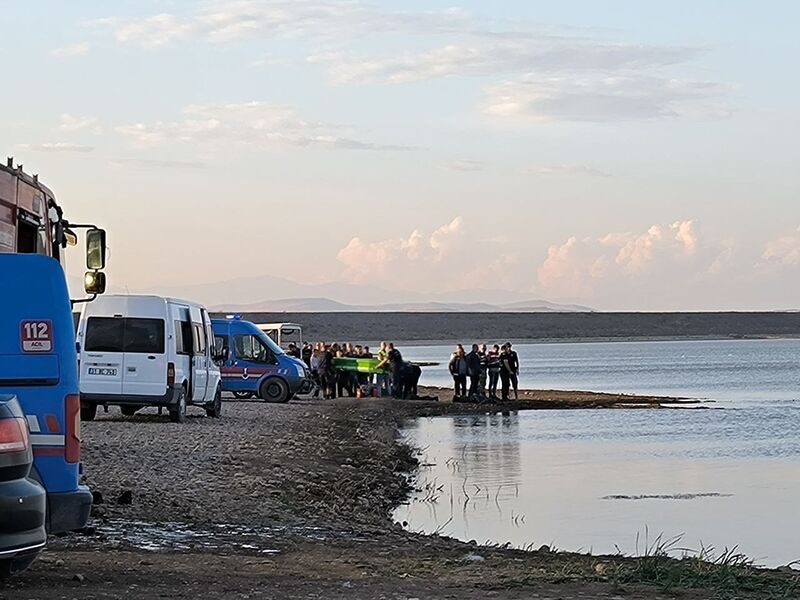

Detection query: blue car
(0, 255), (93, 575)
(212, 317), (312, 403)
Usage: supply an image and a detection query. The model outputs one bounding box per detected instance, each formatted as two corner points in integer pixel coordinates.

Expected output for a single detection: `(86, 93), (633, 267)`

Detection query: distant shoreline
(211, 311), (800, 345)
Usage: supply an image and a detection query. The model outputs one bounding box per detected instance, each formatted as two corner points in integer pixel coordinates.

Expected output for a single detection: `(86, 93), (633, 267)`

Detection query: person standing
(478, 343), (488, 396)
(386, 342), (405, 398)
(486, 344), (501, 399)
(466, 344), (482, 397)
(302, 342), (313, 367)
(375, 341), (391, 396)
(449, 344), (468, 400)
(507, 342), (520, 400)
(499, 344), (512, 401)
(318, 344), (336, 399)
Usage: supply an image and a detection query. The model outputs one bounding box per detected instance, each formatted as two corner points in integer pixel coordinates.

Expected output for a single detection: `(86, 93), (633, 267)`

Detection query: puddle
(64, 519), (361, 555)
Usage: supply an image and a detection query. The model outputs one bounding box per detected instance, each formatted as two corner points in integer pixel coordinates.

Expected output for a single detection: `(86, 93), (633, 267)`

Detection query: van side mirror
(84, 270), (106, 295)
(86, 228), (106, 270)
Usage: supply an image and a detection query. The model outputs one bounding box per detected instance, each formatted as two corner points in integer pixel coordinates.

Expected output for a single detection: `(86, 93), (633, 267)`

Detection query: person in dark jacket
(507, 342), (520, 400)
(486, 344), (501, 399)
(386, 343), (405, 398)
(318, 344), (336, 399)
(448, 344), (468, 399)
(301, 342), (312, 367)
(466, 344), (482, 397)
(499, 344), (513, 401)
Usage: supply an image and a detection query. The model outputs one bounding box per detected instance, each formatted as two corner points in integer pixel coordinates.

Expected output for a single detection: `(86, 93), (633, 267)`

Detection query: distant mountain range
(69, 272), (592, 313)
(214, 297), (593, 313)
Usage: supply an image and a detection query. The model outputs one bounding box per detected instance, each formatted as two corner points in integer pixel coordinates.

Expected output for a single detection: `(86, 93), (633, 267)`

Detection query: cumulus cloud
(337, 217), (464, 283)
(538, 220), (700, 295)
(16, 142), (94, 153)
(59, 114), (102, 133)
(116, 101), (413, 151)
(484, 76), (728, 123)
(762, 227), (800, 266)
(51, 42), (91, 58)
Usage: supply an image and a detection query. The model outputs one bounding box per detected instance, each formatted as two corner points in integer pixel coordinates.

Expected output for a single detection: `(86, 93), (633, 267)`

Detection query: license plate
(88, 367), (118, 377)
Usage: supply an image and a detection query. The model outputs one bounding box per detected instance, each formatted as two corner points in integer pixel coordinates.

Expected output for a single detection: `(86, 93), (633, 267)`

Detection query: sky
(3, 0), (800, 310)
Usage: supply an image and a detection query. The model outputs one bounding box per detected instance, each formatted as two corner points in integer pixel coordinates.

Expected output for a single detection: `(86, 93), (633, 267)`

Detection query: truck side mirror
(86, 228), (106, 270)
(84, 270), (106, 295)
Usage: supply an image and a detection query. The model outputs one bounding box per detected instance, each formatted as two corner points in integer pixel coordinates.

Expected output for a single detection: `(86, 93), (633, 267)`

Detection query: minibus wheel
(206, 387), (222, 418)
(260, 378), (290, 403)
(169, 388), (187, 423)
(80, 402), (97, 422)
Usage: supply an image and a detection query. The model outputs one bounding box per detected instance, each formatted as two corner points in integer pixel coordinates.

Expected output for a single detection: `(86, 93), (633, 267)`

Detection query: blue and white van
(0, 254), (93, 575)
(212, 317), (311, 402)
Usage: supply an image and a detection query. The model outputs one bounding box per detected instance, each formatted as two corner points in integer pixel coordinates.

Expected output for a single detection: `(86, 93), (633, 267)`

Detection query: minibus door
(189, 308), (209, 402)
(121, 317), (168, 397)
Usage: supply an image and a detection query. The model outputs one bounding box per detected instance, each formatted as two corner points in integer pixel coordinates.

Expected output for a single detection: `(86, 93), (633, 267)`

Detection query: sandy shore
(3, 395), (794, 599)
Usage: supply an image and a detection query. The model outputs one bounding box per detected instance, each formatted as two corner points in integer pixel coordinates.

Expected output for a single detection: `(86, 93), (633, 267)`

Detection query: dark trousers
(510, 372), (519, 398)
(320, 372), (335, 399)
(468, 373), (480, 396)
(453, 375), (467, 397)
(500, 370), (511, 400)
(488, 370), (500, 397)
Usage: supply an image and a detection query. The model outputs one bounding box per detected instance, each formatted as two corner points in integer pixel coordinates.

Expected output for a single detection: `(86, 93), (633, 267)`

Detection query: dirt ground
(1, 393), (795, 599)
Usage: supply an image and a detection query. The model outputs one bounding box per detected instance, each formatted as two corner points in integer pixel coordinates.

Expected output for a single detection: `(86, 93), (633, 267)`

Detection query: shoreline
(393, 334), (800, 347)
(6, 394), (794, 599)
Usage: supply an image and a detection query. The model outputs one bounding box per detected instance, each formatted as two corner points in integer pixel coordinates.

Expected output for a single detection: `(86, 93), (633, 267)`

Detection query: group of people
(292, 341), (421, 400)
(448, 342), (519, 401)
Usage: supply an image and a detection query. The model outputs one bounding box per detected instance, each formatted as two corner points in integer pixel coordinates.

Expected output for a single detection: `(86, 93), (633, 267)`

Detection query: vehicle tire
(259, 378), (290, 403)
(205, 387), (222, 418)
(233, 391), (252, 400)
(169, 387), (187, 423)
(80, 402), (97, 422)
(120, 406), (139, 417)
(0, 554), (37, 578)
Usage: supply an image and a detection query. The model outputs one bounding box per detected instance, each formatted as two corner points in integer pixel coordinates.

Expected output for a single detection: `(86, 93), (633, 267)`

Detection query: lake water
(395, 339), (800, 567)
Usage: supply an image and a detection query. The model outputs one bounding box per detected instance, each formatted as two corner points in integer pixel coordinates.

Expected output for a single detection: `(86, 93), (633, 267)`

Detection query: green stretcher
(333, 357), (388, 374)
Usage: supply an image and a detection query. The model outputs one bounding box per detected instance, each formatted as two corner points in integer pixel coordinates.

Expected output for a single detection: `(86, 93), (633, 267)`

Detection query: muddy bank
(3, 397), (796, 599)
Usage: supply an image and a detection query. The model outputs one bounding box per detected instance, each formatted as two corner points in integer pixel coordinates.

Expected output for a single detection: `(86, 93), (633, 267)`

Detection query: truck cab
(0, 254), (92, 575)
(212, 317), (311, 403)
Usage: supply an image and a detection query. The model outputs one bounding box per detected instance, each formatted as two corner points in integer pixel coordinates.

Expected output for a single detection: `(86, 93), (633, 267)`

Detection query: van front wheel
(260, 379), (290, 403)
(80, 402), (97, 422)
(169, 388), (187, 423)
(205, 388), (222, 418)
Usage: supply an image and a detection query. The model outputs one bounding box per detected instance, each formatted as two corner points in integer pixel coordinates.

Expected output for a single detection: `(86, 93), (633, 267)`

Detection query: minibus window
(85, 317), (124, 352)
(193, 324), (206, 354)
(84, 318), (164, 353)
(175, 321), (192, 355)
(125, 318), (165, 354)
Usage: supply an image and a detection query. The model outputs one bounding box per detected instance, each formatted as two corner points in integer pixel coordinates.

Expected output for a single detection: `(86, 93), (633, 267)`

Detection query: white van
(77, 295), (222, 423)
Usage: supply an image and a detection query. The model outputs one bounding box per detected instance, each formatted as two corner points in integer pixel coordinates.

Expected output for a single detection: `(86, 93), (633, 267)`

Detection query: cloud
(762, 227), (800, 266)
(112, 158), (206, 170)
(116, 101), (413, 151)
(51, 42), (91, 58)
(439, 159), (484, 172)
(89, 1), (477, 48)
(337, 217), (466, 284)
(525, 164), (612, 178)
(16, 142), (94, 153)
(484, 75), (728, 123)
(312, 41), (702, 85)
(59, 114), (102, 133)
(538, 220), (700, 295)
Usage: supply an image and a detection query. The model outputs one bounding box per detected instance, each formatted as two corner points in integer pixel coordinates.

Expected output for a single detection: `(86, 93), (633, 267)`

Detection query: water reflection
(395, 410), (800, 567)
